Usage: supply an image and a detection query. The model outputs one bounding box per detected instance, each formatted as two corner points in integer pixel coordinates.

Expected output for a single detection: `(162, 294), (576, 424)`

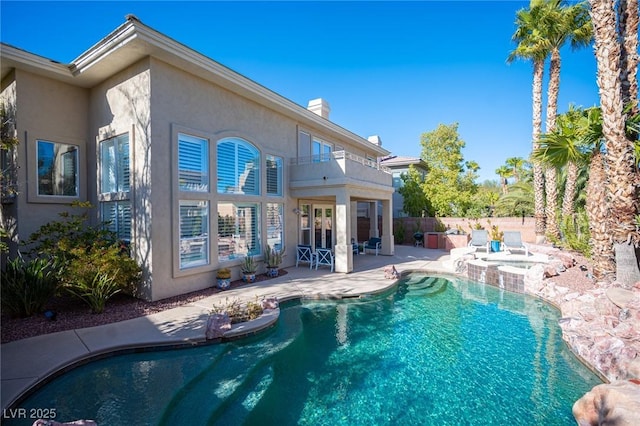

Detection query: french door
(313, 205), (334, 249)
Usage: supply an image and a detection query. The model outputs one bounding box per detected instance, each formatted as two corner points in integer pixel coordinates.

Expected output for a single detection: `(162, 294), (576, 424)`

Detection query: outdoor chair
(295, 245), (314, 269)
(502, 231), (529, 256)
(315, 248), (334, 272)
(364, 237), (382, 255)
(351, 238), (359, 255)
(468, 229), (490, 253)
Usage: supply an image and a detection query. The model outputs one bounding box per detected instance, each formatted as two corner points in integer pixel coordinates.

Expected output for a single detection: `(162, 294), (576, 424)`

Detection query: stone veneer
(466, 260), (527, 293)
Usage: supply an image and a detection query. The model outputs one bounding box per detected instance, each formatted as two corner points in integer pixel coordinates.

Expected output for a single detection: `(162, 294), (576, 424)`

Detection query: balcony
(289, 151), (392, 191)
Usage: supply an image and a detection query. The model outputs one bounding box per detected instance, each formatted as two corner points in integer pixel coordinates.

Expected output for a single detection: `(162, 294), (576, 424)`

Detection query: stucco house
(380, 155), (428, 218)
(0, 15), (394, 301)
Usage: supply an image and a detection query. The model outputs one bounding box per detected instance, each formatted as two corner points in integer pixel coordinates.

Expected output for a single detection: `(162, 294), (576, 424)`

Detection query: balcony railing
(290, 151), (391, 173)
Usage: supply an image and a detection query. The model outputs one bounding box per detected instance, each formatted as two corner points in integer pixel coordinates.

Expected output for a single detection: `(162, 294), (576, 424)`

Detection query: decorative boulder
(205, 313), (231, 340)
(573, 380), (640, 426)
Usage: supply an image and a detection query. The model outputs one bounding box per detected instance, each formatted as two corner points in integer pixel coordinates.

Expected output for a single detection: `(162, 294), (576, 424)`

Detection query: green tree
(509, 1), (552, 242)
(495, 165), (511, 195)
(420, 123), (478, 216)
(398, 166), (432, 217)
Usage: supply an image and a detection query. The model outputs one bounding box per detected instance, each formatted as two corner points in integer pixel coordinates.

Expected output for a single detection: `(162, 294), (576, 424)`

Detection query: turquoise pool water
(8, 275), (601, 425)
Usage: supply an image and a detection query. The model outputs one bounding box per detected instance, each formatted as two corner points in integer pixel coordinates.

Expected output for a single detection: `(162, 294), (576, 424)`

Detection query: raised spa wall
(467, 260), (527, 293)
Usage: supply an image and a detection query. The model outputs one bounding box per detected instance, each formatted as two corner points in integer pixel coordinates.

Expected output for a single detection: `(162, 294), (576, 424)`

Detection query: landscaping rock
(573, 380), (640, 426)
(205, 313), (231, 340)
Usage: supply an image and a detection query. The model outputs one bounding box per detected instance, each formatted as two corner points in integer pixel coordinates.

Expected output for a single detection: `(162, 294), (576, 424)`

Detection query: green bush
(6, 203), (142, 314)
(63, 244), (141, 312)
(65, 271), (122, 314)
(558, 210), (591, 257)
(1, 256), (58, 317)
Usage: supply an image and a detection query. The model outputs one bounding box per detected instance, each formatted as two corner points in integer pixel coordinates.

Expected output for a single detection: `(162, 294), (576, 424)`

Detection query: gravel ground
(1, 250), (595, 344)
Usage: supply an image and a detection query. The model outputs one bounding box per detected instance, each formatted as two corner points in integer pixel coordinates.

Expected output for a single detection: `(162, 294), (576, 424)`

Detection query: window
(312, 138), (332, 163)
(392, 172), (403, 188)
(217, 202), (260, 261)
(180, 200), (209, 269)
(100, 134), (130, 193)
(37, 140), (78, 196)
(217, 138), (260, 195)
(266, 155), (282, 196)
(266, 203), (283, 251)
(101, 201), (132, 241)
(99, 134), (130, 241)
(299, 204), (311, 245)
(178, 133), (208, 192)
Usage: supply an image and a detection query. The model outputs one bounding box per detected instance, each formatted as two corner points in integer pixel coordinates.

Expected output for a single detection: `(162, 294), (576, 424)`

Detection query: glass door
(314, 205), (334, 249)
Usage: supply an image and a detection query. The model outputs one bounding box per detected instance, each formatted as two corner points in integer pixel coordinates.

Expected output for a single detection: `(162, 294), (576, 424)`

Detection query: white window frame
(99, 133), (131, 241)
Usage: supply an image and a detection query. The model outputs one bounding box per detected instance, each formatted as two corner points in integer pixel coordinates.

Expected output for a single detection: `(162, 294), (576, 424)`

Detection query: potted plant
(264, 244), (284, 278)
(241, 255), (257, 283)
(216, 267), (231, 290)
(489, 222), (503, 252)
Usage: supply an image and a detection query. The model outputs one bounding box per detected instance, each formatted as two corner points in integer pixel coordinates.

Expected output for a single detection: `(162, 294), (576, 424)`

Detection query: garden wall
(391, 217), (537, 247)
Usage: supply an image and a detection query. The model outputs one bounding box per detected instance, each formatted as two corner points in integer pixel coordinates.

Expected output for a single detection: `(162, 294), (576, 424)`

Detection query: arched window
(217, 138), (260, 195)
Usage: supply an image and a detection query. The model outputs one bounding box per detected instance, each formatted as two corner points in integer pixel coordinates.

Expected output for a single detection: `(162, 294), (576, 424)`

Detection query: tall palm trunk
(587, 149), (616, 280)
(561, 160), (578, 217)
(590, 0), (640, 286)
(619, 0), (639, 112)
(532, 59), (546, 243)
(544, 48), (562, 240)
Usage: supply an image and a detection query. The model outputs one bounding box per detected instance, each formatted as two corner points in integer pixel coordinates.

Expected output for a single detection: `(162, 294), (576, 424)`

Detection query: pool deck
(1, 245), (453, 411)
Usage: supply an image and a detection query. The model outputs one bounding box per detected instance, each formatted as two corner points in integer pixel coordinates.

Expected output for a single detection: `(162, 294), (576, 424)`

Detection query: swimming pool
(8, 274), (601, 425)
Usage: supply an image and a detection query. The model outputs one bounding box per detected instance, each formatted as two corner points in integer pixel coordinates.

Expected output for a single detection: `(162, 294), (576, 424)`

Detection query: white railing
(290, 150), (391, 173)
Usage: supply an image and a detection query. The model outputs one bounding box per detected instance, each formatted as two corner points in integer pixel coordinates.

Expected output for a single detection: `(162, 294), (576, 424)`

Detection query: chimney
(368, 135), (382, 146)
(307, 98), (331, 119)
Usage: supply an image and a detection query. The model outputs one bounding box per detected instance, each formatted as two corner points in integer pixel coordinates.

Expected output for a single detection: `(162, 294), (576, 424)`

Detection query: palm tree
(619, 0), (638, 114)
(534, 1), (593, 240)
(495, 165), (511, 195)
(505, 157), (527, 183)
(509, 2), (551, 243)
(589, 0), (640, 286)
(534, 105), (588, 218)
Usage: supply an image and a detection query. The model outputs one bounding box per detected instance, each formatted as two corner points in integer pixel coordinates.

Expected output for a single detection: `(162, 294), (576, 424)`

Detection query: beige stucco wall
(88, 59), (153, 298)
(1, 69), (89, 246)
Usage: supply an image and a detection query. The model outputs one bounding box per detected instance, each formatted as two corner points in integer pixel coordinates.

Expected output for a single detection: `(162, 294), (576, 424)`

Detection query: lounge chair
(295, 245), (314, 268)
(364, 237), (381, 255)
(315, 248), (334, 272)
(468, 229), (490, 253)
(502, 231), (529, 256)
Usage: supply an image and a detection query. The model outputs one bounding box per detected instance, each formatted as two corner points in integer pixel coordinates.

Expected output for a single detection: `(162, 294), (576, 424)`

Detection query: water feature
(7, 274), (601, 425)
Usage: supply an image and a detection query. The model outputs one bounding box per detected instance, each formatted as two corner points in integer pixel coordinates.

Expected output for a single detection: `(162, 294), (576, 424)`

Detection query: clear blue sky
(1, 1), (600, 182)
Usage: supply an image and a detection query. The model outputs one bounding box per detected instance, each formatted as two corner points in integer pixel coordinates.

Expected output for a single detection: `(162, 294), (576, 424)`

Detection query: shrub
(211, 296), (264, 324)
(264, 244), (284, 267)
(63, 244), (141, 311)
(65, 271), (122, 314)
(1, 256), (58, 317)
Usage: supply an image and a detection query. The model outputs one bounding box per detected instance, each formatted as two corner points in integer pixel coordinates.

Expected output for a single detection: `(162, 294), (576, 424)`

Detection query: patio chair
(502, 231), (529, 256)
(315, 248), (334, 272)
(364, 237), (382, 255)
(351, 238), (359, 255)
(468, 229), (490, 253)
(295, 245), (314, 269)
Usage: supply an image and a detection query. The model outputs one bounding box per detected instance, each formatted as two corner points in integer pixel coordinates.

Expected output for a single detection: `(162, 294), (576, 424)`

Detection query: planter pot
(242, 273), (257, 283)
(490, 240), (502, 253)
(265, 267), (279, 278)
(216, 278), (231, 290)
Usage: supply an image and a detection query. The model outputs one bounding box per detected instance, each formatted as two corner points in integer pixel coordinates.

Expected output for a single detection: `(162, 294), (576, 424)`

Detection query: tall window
(178, 133), (208, 192)
(266, 155), (282, 196)
(100, 134), (130, 240)
(179, 200), (209, 269)
(37, 140), (78, 196)
(299, 204), (311, 245)
(312, 138), (332, 163)
(266, 203), (283, 251)
(217, 138), (260, 195)
(217, 202), (260, 261)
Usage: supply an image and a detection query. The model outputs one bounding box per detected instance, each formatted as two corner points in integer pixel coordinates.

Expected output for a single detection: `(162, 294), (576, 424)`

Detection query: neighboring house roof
(380, 155), (428, 170)
(0, 14), (389, 157)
